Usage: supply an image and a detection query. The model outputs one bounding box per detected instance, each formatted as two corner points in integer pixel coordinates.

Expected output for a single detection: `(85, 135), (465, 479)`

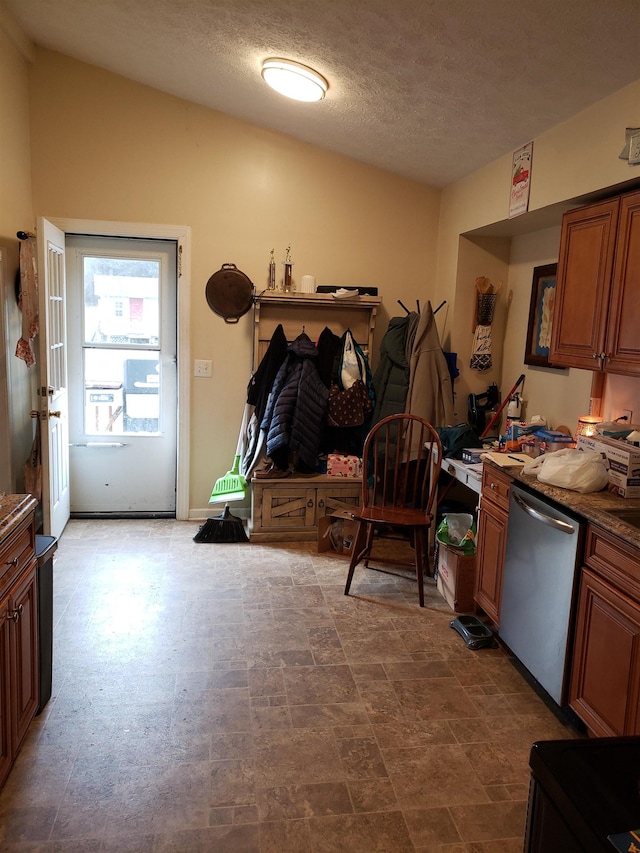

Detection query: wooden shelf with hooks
(253, 292), (381, 371)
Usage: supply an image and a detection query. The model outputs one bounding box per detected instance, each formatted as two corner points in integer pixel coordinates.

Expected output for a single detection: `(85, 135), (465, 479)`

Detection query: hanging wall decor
(470, 276), (501, 371)
(524, 263), (564, 369)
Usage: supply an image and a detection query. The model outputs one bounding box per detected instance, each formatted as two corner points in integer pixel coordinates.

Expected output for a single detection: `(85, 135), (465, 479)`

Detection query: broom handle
(235, 404), (249, 460)
(480, 374), (525, 439)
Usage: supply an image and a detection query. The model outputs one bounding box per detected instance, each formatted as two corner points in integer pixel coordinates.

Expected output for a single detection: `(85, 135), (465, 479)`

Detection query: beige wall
(3, 20), (639, 511)
(0, 21), (37, 493)
(27, 49), (441, 512)
(438, 79), (640, 432)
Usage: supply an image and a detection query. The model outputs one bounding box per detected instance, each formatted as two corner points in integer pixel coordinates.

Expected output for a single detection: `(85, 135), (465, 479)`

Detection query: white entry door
(65, 235), (177, 515)
(37, 218), (71, 539)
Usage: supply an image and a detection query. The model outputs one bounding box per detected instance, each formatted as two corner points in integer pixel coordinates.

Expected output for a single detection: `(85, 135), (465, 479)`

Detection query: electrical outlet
(193, 359), (212, 378)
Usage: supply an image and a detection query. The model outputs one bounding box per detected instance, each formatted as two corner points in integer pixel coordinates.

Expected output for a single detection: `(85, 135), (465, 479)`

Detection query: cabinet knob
(307, 499), (314, 508)
(490, 482), (496, 490)
(317, 499), (325, 508)
(8, 557), (19, 569)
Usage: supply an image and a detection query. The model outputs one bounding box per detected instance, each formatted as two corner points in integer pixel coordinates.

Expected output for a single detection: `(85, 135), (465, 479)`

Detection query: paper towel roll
(300, 275), (316, 293)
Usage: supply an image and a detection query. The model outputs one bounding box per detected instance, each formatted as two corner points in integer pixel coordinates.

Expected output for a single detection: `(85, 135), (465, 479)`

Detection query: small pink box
(327, 454), (362, 478)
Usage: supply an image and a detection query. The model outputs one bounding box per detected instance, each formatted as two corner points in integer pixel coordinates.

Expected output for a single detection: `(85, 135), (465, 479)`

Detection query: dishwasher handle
(513, 491), (575, 534)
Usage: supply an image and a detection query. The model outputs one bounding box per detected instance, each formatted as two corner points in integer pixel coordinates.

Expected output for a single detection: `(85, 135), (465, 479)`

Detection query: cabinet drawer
(584, 523), (640, 597)
(0, 522), (35, 592)
(481, 464), (511, 512)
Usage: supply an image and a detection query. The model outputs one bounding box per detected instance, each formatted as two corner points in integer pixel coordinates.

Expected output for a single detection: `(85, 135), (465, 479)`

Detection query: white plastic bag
(339, 330), (365, 390)
(522, 448), (608, 493)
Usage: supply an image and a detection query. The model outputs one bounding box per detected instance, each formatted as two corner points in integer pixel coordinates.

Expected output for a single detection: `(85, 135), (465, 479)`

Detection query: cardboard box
(436, 543), (476, 613)
(317, 510), (360, 558)
(327, 454), (362, 477)
(577, 434), (640, 498)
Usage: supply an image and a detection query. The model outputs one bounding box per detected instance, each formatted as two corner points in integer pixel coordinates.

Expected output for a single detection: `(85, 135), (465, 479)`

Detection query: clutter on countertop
(481, 450), (530, 467)
(596, 421), (640, 439)
(627, 430), (640, 446)
(476, 453), (640, 549)
(577, 433), (640, 498)
(522, 448), (609, 493)
(533, 428), (575, 454)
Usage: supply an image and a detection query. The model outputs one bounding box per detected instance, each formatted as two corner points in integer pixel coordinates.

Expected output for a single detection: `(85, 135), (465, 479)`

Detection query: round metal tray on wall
(205, 263), (255, 323)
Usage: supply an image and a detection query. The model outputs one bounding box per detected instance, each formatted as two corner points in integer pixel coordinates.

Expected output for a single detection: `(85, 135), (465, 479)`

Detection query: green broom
(194, 433), (248, 543)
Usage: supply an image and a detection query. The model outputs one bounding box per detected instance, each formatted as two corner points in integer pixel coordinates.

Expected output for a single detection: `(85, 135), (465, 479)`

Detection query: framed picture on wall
(524, 263), (563, 368)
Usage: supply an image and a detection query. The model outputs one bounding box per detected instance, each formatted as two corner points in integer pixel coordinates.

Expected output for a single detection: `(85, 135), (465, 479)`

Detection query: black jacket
(261, 333), (329, 469)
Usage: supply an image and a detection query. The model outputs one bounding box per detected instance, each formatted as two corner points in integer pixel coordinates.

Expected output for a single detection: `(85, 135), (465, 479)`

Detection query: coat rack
(397, 299), (446, 315)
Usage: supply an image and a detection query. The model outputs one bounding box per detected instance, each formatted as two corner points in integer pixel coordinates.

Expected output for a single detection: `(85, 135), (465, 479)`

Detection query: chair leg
(414, 527), (425, 607)
(344, 521), (369, 596)
(362, 523), (376, 568)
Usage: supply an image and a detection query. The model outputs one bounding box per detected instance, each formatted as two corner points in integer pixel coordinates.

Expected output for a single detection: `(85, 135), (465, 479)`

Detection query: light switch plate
(629, 131), (640, 166)
(194, 359), (212, 378)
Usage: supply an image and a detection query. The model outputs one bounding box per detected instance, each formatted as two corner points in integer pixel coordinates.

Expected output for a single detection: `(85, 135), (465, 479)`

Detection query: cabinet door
(0, 598), (11, 789)
(316, 485), (361, 520)
(550, 198), (619, 370)
(261, 486), (317, 531)
(474, 499), (508, 626)
(605, 190), (640, 376)
(10, 563), (38, 751)
(569, 568), (640, 737)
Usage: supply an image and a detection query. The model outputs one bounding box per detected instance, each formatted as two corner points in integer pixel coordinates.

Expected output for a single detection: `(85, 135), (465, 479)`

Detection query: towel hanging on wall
(15, 233), (39, 367)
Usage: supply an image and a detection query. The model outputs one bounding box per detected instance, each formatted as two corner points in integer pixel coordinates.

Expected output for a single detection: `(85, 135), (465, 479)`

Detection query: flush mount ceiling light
(261, 58), (328, 102)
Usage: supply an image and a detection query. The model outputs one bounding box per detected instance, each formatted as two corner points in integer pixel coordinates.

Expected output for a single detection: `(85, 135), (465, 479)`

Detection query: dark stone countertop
(0, 494), (38, 544)
(503, 464), (640, 551)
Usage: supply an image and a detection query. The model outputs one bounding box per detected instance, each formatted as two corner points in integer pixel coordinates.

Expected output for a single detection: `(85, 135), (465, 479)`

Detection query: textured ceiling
(3, 0), (640, 187)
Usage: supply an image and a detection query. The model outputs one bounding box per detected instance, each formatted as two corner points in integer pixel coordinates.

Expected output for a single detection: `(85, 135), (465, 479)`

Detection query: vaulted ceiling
(4, 0), (640, 186)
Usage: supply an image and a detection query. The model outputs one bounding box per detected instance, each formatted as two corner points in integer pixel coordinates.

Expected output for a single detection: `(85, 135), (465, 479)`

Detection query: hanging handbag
(327, 379), (372, 428)
(339, 329), (366, 390)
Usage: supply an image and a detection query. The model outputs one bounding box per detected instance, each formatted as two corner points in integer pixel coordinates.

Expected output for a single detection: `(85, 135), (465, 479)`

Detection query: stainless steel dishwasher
(499, 482), (584, 706)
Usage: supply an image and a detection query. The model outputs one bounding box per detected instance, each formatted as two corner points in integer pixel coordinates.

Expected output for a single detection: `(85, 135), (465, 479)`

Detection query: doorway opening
(66, 235), (178, 517)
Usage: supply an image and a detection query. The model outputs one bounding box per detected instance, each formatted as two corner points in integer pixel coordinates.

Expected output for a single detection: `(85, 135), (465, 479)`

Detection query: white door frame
(51, 218), (191, 521)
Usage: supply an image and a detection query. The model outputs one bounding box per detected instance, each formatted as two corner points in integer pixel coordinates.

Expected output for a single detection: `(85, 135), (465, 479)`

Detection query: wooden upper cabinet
(550, 197), (619, 370)
(550, 190), (640, 376)
(605, 190), (640, 375)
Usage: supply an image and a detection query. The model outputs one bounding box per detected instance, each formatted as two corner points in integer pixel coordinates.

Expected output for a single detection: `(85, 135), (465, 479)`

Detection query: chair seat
(353, 506), (433, 528)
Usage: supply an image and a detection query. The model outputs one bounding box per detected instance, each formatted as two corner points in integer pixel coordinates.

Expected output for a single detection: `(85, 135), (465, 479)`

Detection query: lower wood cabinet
(569, 524), (640, 736)
(0, 509), (39, 790)
(570, 567), (640, 736)
(474, 465), (511, 626)
(250, 475), (361, 541)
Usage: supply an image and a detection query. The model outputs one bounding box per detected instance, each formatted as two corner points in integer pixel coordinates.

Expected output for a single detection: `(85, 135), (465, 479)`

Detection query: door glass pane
(83, 256), (160, 346)
(82, 255), (161, 435)
(83, 349), (159, 435)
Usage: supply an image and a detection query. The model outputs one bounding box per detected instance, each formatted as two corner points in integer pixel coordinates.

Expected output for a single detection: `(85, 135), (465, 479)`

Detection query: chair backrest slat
(361, 413), (443, 519)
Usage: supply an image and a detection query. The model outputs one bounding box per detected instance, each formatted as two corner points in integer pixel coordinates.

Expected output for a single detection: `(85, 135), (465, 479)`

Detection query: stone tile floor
(0, 520), (581, 851)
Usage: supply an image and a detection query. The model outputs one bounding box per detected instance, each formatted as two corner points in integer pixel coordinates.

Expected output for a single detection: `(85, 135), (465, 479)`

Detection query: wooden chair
(344, 413), (443, 607)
